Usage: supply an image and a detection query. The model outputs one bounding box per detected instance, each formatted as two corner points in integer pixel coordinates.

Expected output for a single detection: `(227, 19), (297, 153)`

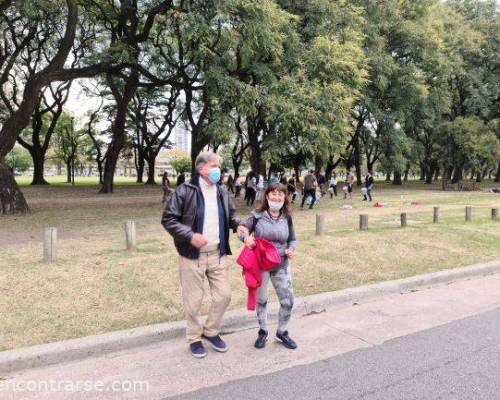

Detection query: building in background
(174, 124), (191, 153)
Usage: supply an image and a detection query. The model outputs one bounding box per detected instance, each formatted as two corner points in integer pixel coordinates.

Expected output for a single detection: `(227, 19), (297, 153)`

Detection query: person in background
(241, 183), (298, 350)
(344, 169), (355, 200)
(161, 172), (171, 203)
(301, 170), (317, 210)
(363, 171), (374, 202)
(219, 170), (226, 186)
(317, 172), (326, 197)
(226, 174), (235, 194)
(162, 152), (248, 359)
(246, 172), (257, 206)
(235, 176), (242, 197)
(177, 172), (186, 186)
(256, 173), (265, 201)
(287, 174), (297, 203)
(329, 172), (338, 198)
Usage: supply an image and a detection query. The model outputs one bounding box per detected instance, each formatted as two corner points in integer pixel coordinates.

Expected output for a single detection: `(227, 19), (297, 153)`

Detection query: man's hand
(244, 236), (256, 249)
(285, 249), (294, 259)
(236, 225), (249, 239)
(190, 233), (208, 249)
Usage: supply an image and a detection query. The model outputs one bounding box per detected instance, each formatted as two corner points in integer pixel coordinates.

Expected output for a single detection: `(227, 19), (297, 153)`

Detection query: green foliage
(5, 146), (32, 173)
(169, 157), (191, 174)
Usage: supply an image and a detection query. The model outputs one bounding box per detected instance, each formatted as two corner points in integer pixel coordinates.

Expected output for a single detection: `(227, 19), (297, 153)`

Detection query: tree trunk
(452, 166), (463, 184)
(434, 167), (440, 181)
(325, 156), (334, 182)
(393, 171), (402, 185)
(96, 160), (103, 184)
(314, 154), (323, 176)
(385, 173), (391, 182)
(353, 133), (362, 186)
(476, 171), (482, 183)
(0, 161), (29, 214)
(293, 157), (301, 185)
(30, 149), (49, 185)
(100, 72), (139, 193)
(419, 164), (426, 181)
(425, 161), (436, 184)
(481, 167), (488, 180)
(145, 157), (156, 185)
(404, 166), (410, 182)
(136, 152), (145, 183)
(495, 162), (500, 183)
(66, 160), (71, 183)
(247, 121), (266, 176)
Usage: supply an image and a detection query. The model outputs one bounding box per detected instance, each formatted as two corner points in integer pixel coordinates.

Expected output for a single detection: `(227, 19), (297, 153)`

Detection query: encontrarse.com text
(0, 379), (149, 393)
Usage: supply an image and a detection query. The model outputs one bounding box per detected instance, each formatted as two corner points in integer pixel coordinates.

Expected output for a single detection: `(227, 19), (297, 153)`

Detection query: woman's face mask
(268, 200), (284, 212)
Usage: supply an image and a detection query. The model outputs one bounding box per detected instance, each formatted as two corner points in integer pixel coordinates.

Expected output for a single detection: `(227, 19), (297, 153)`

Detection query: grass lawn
(1, 178), (499, 351)
(16, 175), (149, 187)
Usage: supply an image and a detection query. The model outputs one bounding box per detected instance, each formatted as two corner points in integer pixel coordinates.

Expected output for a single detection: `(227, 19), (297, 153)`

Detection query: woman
(161, 172), (171, 203)
(329, 172), (338, 198)
(245, 173), (257, 206)
(241, 183), (298, 350)
(287, 174), (297, 203)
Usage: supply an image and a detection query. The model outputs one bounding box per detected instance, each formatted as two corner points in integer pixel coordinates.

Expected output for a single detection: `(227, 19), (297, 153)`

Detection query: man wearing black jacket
(364, 171), (374, 202)
(162, 152), (248, 358)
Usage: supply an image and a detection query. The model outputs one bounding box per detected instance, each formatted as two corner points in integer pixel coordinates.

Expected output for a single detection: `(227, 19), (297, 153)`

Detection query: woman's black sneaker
(254, 329), (268, 349)
(276, 331), (297, 349)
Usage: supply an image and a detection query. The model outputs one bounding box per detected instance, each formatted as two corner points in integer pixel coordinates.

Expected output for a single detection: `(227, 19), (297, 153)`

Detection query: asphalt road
(168, 307), (500, 400)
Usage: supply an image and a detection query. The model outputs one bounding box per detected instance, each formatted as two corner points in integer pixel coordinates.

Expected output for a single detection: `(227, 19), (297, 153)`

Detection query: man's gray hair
(195, 152), (222, 169)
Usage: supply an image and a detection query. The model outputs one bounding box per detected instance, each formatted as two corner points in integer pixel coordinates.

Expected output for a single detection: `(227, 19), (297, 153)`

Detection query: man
(162, 152), (248, 358)
(176, 172), (185, 186)
(363, 171), (374, 202)
(301, 170), (318, 210)
(344, 169), (355, 200)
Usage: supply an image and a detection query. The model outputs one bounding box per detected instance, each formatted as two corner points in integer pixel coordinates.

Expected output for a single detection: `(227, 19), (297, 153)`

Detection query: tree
(17, 81), (72, 185)
(52, 113), (85, 184)
(0, 0), (78, 213)
(5, 146), (31, 174)
(129, 87), (179, 185)
(170, 156), (191, 175)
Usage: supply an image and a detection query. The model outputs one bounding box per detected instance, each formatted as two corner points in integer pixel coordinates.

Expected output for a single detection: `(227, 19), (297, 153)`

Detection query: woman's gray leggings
(256, 260), (294, 334)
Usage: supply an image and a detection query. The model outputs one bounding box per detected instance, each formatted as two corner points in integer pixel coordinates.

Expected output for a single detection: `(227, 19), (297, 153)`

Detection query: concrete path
(2, 273), (500, 400)
(172, 307), (500, 400)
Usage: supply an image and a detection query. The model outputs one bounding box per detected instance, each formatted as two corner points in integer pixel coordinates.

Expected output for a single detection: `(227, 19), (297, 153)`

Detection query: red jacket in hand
(236, 238), (282, 310)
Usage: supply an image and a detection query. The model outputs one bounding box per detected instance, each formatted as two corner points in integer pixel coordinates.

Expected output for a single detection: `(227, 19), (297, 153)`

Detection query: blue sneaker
(276, 331), (297, 350)
(202, 334), (229, 352)
(189, 341), (207, 358)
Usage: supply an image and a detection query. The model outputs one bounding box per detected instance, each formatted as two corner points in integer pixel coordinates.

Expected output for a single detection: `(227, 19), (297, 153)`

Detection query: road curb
(1, 259), (500, 374)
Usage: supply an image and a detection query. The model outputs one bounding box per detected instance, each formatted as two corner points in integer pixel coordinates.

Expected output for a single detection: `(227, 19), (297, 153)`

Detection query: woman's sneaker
(202, 334), (228, 352)
(189, 341), (207, 358)
(276, 331), (298, 349)
(254, 329), (268, 349)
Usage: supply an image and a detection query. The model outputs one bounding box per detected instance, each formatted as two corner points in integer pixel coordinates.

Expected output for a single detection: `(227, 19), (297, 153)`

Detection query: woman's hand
(285, 249), (294, 259)
(236, 225), (249, 239)
(244, 236), (256, 249)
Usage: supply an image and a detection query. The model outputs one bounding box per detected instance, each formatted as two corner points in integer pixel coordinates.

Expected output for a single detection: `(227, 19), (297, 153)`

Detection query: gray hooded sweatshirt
(243, 210), (297, 257)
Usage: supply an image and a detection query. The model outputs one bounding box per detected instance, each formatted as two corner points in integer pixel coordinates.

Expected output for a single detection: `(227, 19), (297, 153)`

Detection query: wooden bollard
(359, 214), (368, 230)
(315, 214), (325, 236)
(492, 208), (498, 221)
(465, 206), (472, 222)
(433, 207), (440, 223)
(43, 227), (57, 262)
(125, 221), (137, 251)
(400, 213), (407, 227)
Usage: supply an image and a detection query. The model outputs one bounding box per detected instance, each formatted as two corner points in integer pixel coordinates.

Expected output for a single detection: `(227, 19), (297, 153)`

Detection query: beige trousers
(179, 253), (231, 344)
